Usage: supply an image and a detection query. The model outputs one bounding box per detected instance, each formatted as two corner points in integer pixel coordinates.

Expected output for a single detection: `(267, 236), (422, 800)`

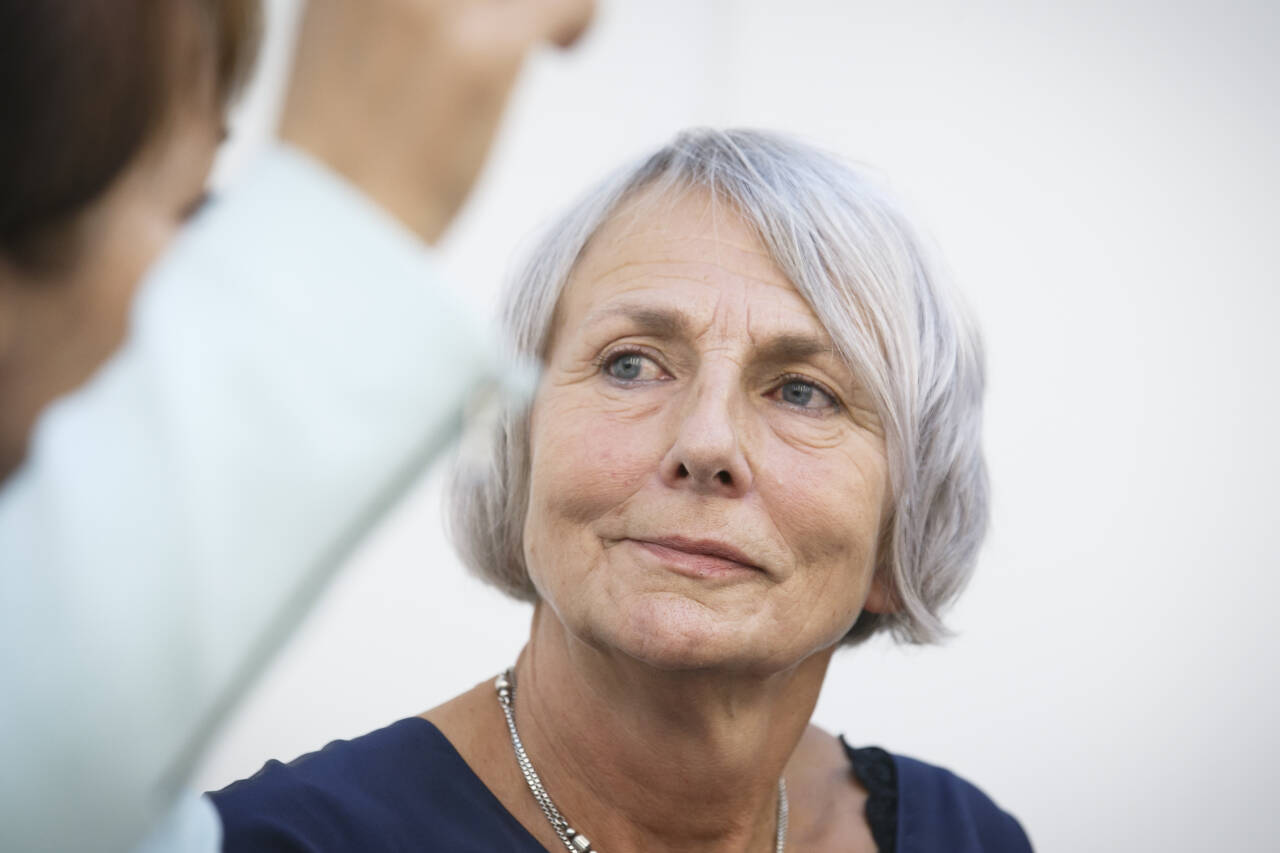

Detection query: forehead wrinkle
(728, 283), (837, 359)
(604, 183), (781, 265)
(583, 197), (789, 298)
(579, 274), (841, 361)
(572, 190), (845, 367)
(593, 208), (780, 273)
(584, 261), (800, 311)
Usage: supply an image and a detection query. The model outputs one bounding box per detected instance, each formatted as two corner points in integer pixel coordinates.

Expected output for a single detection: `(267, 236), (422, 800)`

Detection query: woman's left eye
(773, 378), (838, 412)
(601, 350), (665, 382)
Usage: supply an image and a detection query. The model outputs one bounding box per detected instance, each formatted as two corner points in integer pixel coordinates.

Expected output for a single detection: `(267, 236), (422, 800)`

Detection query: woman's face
(523, 189), (892, 675)
(0, 64), (221, 477)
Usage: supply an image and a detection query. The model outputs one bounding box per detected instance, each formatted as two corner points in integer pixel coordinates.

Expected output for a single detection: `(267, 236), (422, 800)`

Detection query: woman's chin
(587, 594), (780, 673)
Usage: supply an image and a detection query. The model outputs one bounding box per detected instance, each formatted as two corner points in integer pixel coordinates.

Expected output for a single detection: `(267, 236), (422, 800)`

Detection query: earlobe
(862, 573), (898, 615)
(863, 520), (899, 614)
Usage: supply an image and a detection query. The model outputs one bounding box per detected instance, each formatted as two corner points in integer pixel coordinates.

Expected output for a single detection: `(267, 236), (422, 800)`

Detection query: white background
(195, 1), (1280, 850)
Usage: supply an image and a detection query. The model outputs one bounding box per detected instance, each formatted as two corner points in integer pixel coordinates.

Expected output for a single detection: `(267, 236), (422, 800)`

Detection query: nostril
(716, 470), (732, 486)
(676, 463), (689, 479)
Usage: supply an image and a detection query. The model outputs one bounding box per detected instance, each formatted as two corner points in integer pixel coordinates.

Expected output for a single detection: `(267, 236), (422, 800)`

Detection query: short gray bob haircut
(450, 128), (987, 646)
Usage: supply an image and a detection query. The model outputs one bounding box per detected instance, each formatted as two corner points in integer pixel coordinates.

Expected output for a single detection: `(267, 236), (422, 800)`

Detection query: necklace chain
(495, 669), (788, 853)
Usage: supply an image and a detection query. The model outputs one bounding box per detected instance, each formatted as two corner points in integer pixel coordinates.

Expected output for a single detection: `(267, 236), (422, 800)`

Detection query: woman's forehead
(582, 188), (776, 277)
(561, 188), (825, 336)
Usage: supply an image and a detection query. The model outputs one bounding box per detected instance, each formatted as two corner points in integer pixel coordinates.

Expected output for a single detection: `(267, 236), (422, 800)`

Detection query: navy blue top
(211, 717), (1032, 852)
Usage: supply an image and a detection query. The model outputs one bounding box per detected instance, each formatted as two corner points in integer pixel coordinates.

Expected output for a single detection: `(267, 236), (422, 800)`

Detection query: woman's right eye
(602, 351), (664, 382)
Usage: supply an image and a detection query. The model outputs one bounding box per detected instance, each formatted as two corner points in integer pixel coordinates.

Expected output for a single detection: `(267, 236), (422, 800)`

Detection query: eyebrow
(582, 303), (840, 365)
(581, 304), (693, 339)
(753, 333), (839, 365)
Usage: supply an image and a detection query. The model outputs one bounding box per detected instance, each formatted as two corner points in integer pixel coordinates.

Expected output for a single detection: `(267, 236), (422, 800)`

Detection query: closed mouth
(629, 536), (764, 573)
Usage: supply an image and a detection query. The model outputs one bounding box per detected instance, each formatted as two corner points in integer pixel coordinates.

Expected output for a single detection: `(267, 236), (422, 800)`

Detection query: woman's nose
(658, 376), (752, 497)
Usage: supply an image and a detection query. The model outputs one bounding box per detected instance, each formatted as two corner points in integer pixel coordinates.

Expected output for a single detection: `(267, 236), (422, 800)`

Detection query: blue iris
(608, 353), (645, 380)
(780, 380), (817, 407)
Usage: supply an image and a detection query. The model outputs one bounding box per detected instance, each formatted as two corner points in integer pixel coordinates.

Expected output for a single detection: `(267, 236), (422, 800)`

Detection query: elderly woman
(212, 129), (1032, 852)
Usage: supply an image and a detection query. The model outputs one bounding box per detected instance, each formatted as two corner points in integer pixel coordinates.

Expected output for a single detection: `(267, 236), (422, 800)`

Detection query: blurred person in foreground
(211, 130), (1035, 851)
(0, 0), (593, 850)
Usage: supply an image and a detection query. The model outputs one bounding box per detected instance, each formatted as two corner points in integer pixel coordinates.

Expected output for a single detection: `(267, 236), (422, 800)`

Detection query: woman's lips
(629, 537), (764, 579)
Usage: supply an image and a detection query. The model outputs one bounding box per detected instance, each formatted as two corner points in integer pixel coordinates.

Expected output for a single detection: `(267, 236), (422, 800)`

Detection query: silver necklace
(495, 670), (788, 853)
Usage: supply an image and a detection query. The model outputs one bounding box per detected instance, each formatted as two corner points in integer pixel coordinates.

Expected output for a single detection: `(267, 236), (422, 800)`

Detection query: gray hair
(449, 128), (987, 646)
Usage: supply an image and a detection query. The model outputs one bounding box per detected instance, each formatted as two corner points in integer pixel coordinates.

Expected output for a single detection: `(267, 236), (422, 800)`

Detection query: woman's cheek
(525, 399), (659, 601)
(766, 408), (850, 452)
(533, 395), (660, 527)
(763, 446), (877, 571)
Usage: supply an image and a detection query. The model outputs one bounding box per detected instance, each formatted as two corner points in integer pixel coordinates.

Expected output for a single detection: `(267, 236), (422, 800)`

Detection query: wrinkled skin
(523, 187), (894, 678)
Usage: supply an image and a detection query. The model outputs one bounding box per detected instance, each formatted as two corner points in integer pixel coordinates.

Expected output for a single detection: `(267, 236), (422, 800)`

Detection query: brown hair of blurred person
(0, 0), (260, 479)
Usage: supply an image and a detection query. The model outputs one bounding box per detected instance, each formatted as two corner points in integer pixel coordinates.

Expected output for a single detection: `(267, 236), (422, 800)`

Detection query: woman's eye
(775, 378), (837, 411)
(603, 351), (663, 382)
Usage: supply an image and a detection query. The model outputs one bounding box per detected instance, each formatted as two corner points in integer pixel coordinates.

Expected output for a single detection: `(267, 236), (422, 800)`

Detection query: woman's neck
(509, 603), (836, 852)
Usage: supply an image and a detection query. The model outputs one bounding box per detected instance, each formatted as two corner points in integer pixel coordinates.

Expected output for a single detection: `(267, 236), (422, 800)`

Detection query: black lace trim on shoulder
(841, 737), (898, 853)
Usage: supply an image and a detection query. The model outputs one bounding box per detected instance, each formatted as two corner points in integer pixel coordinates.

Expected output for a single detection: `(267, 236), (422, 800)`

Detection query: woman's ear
(861, 572), (898, 615)
(863, 516), (899, 614)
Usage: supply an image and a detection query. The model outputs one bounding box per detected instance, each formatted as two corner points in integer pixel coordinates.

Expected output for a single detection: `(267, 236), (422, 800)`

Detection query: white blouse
(0, 145), (521, 853)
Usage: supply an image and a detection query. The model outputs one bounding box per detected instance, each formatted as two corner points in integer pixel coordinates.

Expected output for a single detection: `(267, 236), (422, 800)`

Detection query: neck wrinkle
(511, 604), (833, 852)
